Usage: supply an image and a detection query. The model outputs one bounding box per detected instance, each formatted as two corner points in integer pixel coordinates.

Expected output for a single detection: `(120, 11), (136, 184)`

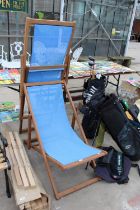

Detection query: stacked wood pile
(5, 131), (51, 210)
(19, 194), (50, 210)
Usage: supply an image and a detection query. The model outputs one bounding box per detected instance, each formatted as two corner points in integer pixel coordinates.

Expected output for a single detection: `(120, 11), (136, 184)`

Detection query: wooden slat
(0, 153), (3, 158)
(3, 129), (50, 209)
(36, 199), (43, 210)
(19, 204), (25, 210)
(21, 127), (34, 133)
(25, 79), (63, 87)
(42, 195), (48, 208)
(25, 202), (32, 210)
(30, 201), (36, 209)
(30, 198), (47, 210)
(14, 132), (36, 187)
(0, 158), (5, 163)
(57, 177), (101, 199)
(9, 132), (29, 188)
(0, 162), (8, 171)
(22, 114), (32, 119)
(27, 115), (32, 149)
(27, 64), (66, 71)
(26, 17), (76, 27)
(7, 136), (23, 186)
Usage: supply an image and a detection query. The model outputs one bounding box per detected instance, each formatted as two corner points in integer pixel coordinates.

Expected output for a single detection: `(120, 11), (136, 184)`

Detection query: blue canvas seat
(20, 18), (106, 199)
(27, 84), (102, 166)
(28, 24), (72, 83)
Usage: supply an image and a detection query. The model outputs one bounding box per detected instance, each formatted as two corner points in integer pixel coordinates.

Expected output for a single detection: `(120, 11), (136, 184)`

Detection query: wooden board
(6, 131), (36, 188)
(0, 153), (4, 158)
(21, 196), (50, 210)
(0, 162), (8, 171)
(4, 130), (51, 210)
(9, 132), (30, 188)
(6, 137), (23, 186)
(14, 132), (36, 187)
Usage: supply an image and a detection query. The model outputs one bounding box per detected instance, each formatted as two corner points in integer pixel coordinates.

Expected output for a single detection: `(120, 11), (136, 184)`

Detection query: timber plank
(25, 202), (32, 210)
(14, 132), (36, 187)
(19, 204), (25, 210)
(3, 129), (50, 210)
(30, 201), (37, 209)
(9, 132), (29, 188)
(7, 139), (23, 186)
(42, 195), (48, 208)
(36, 199), (43, 210)
(0, 153), (3, 158)
(0, 162), (8, 171)
(0, 158), (5, 163)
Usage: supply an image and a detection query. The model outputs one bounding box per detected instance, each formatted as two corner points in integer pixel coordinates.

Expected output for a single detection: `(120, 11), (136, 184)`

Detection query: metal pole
(94, 0), (103, 55)
(124, 0), (138, 55)
(7, 12), (10, 61)
(107, 0), (118, 56)
(65, 0), (68, 20)
(81, 2), (87, 36)
(31, 0), (33, 17)
(87, 2), (121, 55)
(15, 13), (19, 42)
(72, 23), (100, 50)
(60, 0), (65, 21)
(53, 0), (55, 13)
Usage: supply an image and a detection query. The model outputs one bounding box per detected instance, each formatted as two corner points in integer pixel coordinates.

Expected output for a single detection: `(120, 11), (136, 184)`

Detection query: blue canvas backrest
(27, 24), (73, 83)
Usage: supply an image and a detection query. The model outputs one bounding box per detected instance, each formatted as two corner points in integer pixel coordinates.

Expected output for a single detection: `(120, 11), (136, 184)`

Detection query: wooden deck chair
(19, 18), (107, 199)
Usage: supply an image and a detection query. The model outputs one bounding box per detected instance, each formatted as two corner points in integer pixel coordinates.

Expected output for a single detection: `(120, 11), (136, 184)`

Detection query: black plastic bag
(118, 122), (140, 161)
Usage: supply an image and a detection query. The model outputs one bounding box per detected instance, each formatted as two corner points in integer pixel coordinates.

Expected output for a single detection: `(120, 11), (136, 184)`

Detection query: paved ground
(0, 41), (140, 210)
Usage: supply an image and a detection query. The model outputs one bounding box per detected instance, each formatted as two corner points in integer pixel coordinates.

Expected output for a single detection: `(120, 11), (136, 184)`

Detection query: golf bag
(100, 94), (140, 161)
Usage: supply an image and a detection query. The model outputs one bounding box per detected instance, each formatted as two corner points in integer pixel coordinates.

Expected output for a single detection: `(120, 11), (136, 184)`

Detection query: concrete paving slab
(0, 41), (140, 210)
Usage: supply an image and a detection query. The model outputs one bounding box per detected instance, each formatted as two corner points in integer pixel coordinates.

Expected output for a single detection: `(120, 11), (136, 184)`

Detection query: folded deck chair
(19, 18), (107, 199)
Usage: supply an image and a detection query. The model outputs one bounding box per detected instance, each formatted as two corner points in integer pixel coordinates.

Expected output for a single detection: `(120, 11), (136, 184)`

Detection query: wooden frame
(19, 18), (107, 199)
(19, 17), (76, 133)
(23, 80), (106, 199)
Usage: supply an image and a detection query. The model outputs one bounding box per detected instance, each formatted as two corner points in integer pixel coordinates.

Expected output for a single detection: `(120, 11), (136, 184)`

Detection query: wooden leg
(19, 95), (25, 134)
(43, 155), (100, 200)
(27, 115), (32, 149)
(71, 113), (76, 129)
(71, 106), (79, 129)
(21, 127), (34, 133)
(57, 177), (100, 199)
